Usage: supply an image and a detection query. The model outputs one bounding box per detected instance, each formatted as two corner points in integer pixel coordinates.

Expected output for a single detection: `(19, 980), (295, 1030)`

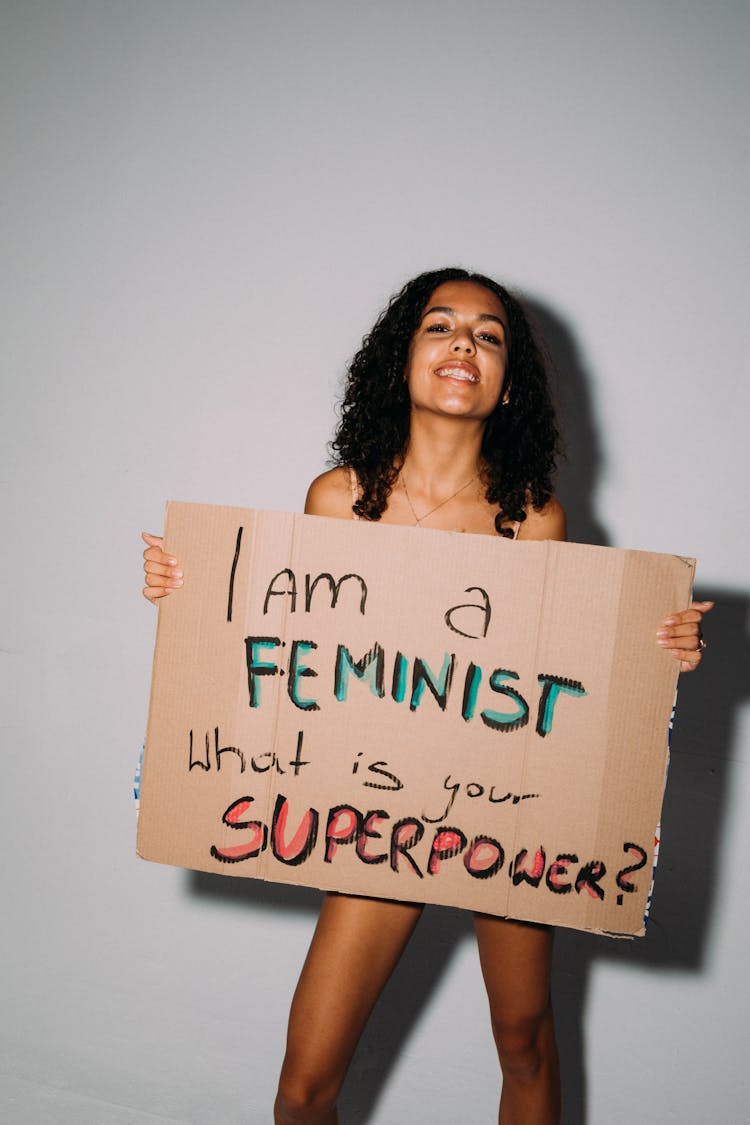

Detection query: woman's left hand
(657, 600), (714, 672)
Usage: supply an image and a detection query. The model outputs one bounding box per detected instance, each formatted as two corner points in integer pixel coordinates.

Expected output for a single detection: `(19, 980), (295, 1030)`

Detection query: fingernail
(171, 569), (183, 578)
(657, 638), (670, 646)
(663, 617), (676, 625)
(167, 557), (178, 565)
(656, 629), (669, 637)
(171, 579), (183, 587)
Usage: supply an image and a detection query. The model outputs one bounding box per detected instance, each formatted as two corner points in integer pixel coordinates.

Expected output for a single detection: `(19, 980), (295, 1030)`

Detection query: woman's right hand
(142, 531), (183, 602)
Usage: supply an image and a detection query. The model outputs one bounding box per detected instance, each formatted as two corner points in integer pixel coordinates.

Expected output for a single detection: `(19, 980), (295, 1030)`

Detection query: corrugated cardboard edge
(597, 555), (695, 940)
(136, 501), (174, 860)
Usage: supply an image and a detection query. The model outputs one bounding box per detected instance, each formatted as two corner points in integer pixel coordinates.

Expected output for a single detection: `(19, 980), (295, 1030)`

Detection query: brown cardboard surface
(137, 502), (696, 936)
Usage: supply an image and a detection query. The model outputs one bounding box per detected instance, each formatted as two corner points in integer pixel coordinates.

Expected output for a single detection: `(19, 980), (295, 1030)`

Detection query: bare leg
(274, 892), (423, 1124)
(473, 914), (560, 1125)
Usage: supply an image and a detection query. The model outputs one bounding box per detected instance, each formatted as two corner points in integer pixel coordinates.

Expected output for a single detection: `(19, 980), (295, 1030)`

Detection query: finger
(672, 649), (702, 672)
(143, 545), (179, 565)
(656, 623), (701, 645)
(144, 560), (183, 579)
(145, 572), (183, 588)
(665, 636), (702, 653)
(661, 610), (704, 627)
(659, 622), (701, 637)
(143, 585), (172, 601)
(141, 532), (178, 566)
(661, 601), (715, 627)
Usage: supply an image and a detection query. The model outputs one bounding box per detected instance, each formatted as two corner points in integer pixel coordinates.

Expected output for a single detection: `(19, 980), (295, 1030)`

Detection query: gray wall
(3, 2), (748, 1122)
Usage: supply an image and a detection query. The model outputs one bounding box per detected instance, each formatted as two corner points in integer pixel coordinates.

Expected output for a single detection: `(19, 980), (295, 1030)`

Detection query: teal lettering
(480, 668), (529, 731)
(288, 640), (319, 712)
(244, 636), (281, 708)
(334, 643), (385, 701)
(410, 653), (456, 712)
(391, 652), (409, 703)
(535, 675), (587, 736)
(461, 662), (482, 721)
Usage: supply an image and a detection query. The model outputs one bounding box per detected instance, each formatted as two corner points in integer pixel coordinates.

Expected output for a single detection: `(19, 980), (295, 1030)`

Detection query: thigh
(281, 892), (424, 1084)
(473, 913), (554, 1025)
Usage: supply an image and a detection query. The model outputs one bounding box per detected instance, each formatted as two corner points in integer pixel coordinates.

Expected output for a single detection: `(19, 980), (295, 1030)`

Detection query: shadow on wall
(187, 301), (749, 1124)
(526, 298), (609, 548)
(553, 587), (749, 1123)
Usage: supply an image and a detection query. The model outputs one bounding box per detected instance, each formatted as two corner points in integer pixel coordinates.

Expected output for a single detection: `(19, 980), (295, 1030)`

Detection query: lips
(434, 361), (479, 384)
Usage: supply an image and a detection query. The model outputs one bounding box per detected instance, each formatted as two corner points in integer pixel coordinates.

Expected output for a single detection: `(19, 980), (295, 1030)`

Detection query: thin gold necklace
(401, 472), (477, 526)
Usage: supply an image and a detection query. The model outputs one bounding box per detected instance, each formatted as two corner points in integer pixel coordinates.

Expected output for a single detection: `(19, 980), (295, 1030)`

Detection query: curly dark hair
(330, 267), (560, 535)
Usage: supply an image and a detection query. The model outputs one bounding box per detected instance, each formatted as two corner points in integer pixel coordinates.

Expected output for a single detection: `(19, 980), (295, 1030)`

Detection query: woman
(142, 268), (710, 1124)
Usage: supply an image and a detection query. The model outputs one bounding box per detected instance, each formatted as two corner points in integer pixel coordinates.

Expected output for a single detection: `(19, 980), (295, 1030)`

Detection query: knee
(492, 1000), (555, 1084)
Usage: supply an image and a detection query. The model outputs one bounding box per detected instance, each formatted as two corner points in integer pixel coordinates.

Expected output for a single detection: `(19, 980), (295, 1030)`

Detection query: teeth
(437, 367), (477, 383)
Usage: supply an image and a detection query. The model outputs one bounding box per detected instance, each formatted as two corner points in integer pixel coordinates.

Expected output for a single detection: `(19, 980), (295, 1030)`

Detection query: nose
(451, 327), (476, 354)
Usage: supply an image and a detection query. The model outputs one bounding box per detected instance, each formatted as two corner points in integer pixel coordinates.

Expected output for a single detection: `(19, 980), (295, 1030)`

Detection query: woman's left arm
(657, 600), (714, 673)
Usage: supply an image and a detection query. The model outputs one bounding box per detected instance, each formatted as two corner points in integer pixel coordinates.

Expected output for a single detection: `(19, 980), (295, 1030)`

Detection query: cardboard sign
(137, 502), (695, 937)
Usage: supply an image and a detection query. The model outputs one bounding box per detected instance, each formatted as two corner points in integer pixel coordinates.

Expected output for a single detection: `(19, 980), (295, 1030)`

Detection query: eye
(478, 332), (501, 345)
(426, 323), (449, 333)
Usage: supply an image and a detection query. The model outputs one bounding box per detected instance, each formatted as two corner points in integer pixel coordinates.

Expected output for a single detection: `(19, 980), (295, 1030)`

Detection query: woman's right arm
(141, 531), (183, 602)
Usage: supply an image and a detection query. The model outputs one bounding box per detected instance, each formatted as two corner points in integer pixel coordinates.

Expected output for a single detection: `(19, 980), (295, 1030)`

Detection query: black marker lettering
(363, 761), (403, 791)
(575, 860), (606, 901)
(305, 572), (368, 614)
(444, 586), (491, 639)
(389, 817), (424, 878)
(226, 526), (243, 623)
(263, 568), (297, 614)
(356, 810), (389, 865)
(188, 729), (210, 772)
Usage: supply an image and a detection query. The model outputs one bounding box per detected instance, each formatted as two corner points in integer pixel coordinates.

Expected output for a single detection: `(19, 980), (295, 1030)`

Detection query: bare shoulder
(304, 466), (356, 519)
(517, 496), (567, 542)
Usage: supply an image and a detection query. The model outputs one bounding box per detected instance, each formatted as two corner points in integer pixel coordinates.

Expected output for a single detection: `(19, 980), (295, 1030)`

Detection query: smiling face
(405, 280), (510, 422)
